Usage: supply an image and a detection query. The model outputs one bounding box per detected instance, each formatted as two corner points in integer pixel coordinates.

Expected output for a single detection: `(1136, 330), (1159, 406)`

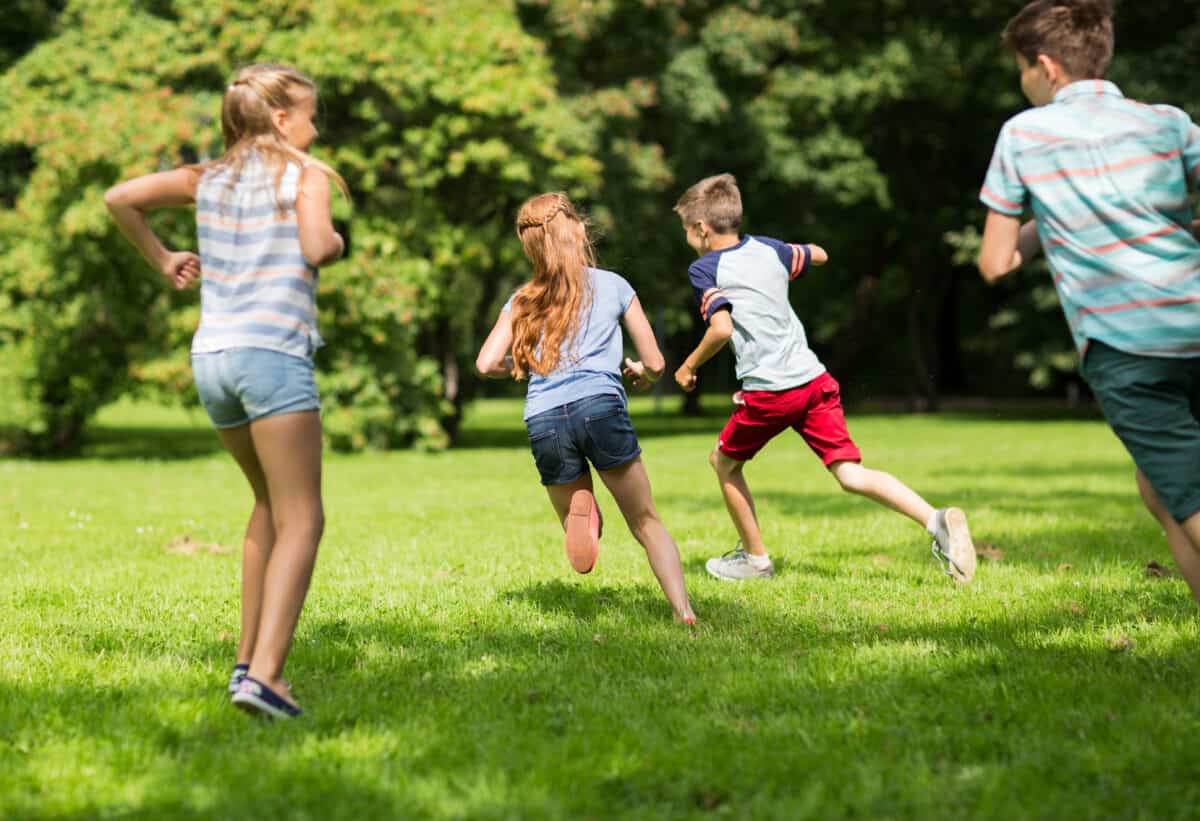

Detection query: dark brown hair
(673, 173), (742, 234)
(1002, 0), (1114, 78)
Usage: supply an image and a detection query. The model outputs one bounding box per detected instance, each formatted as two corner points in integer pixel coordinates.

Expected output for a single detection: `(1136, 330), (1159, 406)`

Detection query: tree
(0, 0), (599, 452)
(516, 0), (1199, 408)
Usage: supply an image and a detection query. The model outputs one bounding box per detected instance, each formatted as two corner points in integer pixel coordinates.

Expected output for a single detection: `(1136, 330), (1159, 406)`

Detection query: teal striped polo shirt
(981, 80), (1200, 357)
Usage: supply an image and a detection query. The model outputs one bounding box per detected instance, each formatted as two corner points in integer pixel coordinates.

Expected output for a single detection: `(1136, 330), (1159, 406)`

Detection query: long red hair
(510, 193), (595, 379)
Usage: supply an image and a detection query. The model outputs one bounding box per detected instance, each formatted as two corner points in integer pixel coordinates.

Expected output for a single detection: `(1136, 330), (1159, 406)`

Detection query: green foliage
(0, 0), (599, 453)
(518, 0), (1197, 402)
(1, 0), (1197, 451)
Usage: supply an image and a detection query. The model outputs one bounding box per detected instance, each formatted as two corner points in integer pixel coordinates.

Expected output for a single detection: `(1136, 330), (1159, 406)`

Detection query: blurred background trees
(1, 0), (1196, 453)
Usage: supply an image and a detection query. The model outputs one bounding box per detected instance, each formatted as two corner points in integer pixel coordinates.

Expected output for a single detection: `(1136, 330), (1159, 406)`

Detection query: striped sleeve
(755, 235), (812, 280)
(1182, 114), (1200, 186)
(980, 124), (1027, 216)
(688, 257), (730, 323)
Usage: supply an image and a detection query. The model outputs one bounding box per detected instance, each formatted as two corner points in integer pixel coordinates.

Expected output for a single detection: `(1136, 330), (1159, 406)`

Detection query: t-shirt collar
(701, 235), (749, 262)
(1054, 79), (1123, 104)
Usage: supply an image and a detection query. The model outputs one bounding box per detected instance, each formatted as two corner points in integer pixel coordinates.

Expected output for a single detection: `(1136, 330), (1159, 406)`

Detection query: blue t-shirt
(503, 267), (636, 420)
(688, 235), (825, 391)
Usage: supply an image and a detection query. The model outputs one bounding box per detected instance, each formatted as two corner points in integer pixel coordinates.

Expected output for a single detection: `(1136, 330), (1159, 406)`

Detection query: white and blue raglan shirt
(690, 235), (825, 391)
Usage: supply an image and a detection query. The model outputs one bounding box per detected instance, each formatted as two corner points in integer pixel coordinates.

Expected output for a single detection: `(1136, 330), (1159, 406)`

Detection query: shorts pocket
(816, 374), (841, 407)
(528, 428), (564, 481)
(584, 406), (639, 464)
(233, 350), (289, 412)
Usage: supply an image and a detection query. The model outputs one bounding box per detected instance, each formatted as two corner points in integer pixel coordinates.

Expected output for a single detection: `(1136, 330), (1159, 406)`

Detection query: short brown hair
(1002, 0), (1114, 78)
(674, 173), (742, 234)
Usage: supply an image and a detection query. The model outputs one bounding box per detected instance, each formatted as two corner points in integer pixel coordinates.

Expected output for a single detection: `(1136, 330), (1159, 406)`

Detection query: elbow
(475, 352), (503, 377)
(301, 232), (344, 268)
(976, 256), (1007, 285)
(103, 185), (126, 213)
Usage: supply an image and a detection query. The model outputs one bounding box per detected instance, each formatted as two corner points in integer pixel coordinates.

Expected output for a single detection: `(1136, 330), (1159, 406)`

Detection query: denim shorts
(191, 347), (320, 429)
(525, 393), (642, 485)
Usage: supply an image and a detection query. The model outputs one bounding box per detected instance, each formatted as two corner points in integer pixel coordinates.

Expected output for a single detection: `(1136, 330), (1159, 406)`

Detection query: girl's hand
(162, 251), (201, 289)
(622, 357), (657, 392)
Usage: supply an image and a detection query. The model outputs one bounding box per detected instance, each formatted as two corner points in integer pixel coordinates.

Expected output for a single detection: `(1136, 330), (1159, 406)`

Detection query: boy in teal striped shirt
(978, 0), (1200, 601)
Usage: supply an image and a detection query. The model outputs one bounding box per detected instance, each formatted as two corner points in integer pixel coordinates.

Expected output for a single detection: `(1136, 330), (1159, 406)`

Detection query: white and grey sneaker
(931, 507), (977, 584)
(705, 544), (774, 581)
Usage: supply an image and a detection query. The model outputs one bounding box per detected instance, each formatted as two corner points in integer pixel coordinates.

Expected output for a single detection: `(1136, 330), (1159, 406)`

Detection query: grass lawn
(1, 397), (1197, 819)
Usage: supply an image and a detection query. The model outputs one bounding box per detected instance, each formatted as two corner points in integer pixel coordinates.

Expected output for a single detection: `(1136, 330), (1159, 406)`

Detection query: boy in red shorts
(673, 173), (977, 582)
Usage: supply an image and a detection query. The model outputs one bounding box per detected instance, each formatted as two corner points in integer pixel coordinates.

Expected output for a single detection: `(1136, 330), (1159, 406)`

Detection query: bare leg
(597, 457), (695, 622)
(828, 460), (934, 527)
(1136, 469), (1200, 603)
(216, 425), (275, 666)
(245, 410), (324, 703)
(545, 472), (595, 528)
(710, 447), (767, 557)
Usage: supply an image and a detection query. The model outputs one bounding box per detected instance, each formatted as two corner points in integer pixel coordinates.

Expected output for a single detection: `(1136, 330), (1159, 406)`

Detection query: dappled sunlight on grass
(2, 400), (1198, 818)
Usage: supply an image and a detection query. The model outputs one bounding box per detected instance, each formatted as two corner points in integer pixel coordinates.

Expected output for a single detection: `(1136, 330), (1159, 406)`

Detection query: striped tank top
(193, 154), (322, 358)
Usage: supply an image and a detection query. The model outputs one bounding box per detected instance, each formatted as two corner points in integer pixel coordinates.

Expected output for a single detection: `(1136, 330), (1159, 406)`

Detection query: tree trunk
(905, 250), (939, 412)
(830, 244), (890, 381)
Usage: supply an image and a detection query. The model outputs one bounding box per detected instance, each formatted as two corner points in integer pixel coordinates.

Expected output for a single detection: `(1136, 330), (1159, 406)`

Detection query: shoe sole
(229, 675), (290, 696)
(943, 507), (977, 584)
(704, 558), (774, 581)
(565, 490), (599, 574)
(231, 690), (299, 720)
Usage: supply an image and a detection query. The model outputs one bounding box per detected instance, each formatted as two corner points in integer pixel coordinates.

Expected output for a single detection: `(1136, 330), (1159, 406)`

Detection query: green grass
(2, 398), (1197, 820)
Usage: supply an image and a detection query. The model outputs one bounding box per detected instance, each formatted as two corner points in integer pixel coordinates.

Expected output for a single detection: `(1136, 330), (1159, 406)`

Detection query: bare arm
(619, 296), (664, 391)
(674, 308), (733, 392)
(805, 243), (829, 266)
(978, 210), (1041, 284)
(475, 310), (514, 378)
(296, 165), (345, 267)
(104, 167), (201, 289)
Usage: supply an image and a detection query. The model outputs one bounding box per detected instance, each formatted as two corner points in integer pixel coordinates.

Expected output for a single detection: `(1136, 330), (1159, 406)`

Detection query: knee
(831, 461), (865, 494)
(708, 447), (722, 472)
(1136, 470), (1183, 527)
(625, 509), (662, 544)
(710, 448), (740, 480)
(274, 505), (325, 541)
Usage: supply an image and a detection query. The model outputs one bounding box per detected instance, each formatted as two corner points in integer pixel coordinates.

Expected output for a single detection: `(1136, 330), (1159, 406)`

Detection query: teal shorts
(1081, 340), (1200, 523)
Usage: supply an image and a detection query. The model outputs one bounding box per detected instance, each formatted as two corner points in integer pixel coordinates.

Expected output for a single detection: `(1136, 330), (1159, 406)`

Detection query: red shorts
(718, 372), (862, 465)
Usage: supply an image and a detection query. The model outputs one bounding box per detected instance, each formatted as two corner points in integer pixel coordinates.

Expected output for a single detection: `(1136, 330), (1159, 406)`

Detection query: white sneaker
(931, 507), (977, 584)
(705, 545), (774, 580)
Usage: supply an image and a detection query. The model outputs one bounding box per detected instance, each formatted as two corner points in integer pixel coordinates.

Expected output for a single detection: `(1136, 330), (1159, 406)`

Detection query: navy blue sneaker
(228, 663), (249, 695)
(232, 675), (302, 719)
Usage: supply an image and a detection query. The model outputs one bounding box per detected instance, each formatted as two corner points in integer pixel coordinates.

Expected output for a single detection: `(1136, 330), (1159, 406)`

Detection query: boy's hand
(675, 363), (697, 392)
(622, 357), (657, 392)
(162, 251), (201, 289)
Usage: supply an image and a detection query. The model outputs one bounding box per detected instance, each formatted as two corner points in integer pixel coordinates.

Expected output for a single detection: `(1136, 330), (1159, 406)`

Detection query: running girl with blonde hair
(476, 193), (696, 624)
(105, 63), (347, 718)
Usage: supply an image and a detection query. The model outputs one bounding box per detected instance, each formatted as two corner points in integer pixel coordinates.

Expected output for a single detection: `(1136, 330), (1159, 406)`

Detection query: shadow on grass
(501, 578), (756, 625)
(77, 424), (223, 461)
(6, 576), (1198, 819)
(45, 398), (1108, 460)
